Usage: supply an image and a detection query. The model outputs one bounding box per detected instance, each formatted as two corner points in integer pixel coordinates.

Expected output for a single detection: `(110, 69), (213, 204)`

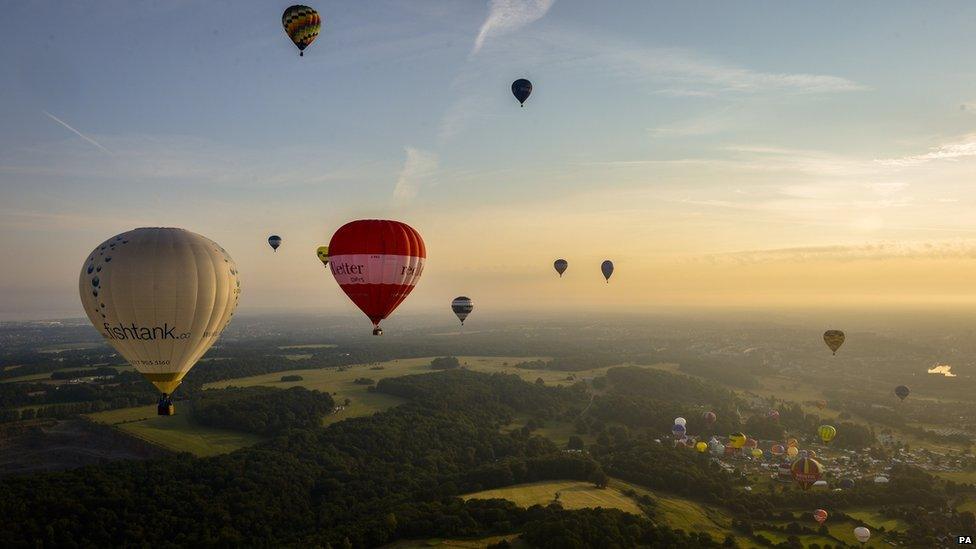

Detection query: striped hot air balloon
(791, 457), (823, 490)
(452, 296), (473, 325)
(328, 220), (425, 335)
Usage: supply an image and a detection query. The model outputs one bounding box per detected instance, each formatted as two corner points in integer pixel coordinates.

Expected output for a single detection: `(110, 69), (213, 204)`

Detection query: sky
(3, 1), (976, 321)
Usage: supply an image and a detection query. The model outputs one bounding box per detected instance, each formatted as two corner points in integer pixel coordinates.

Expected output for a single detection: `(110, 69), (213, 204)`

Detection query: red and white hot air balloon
(328, 220), (426, 335)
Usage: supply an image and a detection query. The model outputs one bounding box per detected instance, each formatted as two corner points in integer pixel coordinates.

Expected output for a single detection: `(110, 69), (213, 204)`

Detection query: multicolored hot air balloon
(702, 411), (717, 425)
(452, 296), (474, 325)
(512, 78), (532, 106)
(823, 330), (845, 355)
(728, 432), (747, 449)
(316, 246), (329, 267)
(895, 385), (910, 401)
(818, 425), (837, 444)
(268, 235), (282, 252)
(328, 219), (425, 335)
(79, 228), (240, 415)
(771, 444), (785, 456)
(790, 457), (823, 490)
(601, 260), (614, 283)
(282, 5), (321, 56)
(813, 509), (828, 524)
(554, 258), (568, 277)
(854, 526), (871, 544)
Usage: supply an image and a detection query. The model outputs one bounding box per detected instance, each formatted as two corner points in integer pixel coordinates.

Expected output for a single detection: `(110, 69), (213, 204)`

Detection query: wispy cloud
(42, 111), (112, 154)
(472, 0), (555, 55)
(393, 147), (438, 201)
(701, 241), (976, 265)
(875, 134), (976, 167)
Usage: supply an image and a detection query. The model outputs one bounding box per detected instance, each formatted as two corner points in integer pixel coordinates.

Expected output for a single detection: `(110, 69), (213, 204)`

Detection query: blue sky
(3, 1), (976, 320)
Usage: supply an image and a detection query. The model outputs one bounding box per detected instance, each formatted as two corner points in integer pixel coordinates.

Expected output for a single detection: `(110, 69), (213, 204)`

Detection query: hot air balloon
(790, 457), (823, 490)
(328, 219), (425, 335)
(452, 296), (474, 325)
(601, 260), (614, 283)
(813, 480), (828, 489)
(787, 446), (799, 458)
(767, 409), (780, 421)
(553, 258), (568, 277)
(512, 78), (532, 106)
(79, 228), (240, 415)
(771, 444), (785, 456)
(709, 441), (725, 456)
(745, 438), (758, 449)
(854, 526), (871, 544)
(787, 438), (798, 448)
(728, 432), (747, 449)
(816, 399), (827, 410)
(823, 329), (845, 355)
(807, 450), (817, 459)
(895, 385), (910, 401)
(282, 5), (321, 56)
(316, 246), (330, 267)
(839, 478), (855, 489)
(268, 235), (282, 252)
(818, 425), (837, 444)
(702, 411), (717, 425)
(751, 448), (764, 459)
(695, 441), (708, 453)
(674, 417), (687, 427)
(672, 423), (686, 438)
(813, 509), (828, 524)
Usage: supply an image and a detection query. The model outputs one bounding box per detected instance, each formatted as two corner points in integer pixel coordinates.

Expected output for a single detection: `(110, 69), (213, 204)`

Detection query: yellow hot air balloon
(751, 448), (764, 458)
(282, 5), (321, 57)
(695, 441), (708, 453)
(79, 228), (240, 414)
(823, 330), (845, 355)
(316, 245), (329, 268)
(729, 432), (747, 449)
(787, 446), (799, 458)
(818, 425), (837, 444)
(787, 438), (798, 448)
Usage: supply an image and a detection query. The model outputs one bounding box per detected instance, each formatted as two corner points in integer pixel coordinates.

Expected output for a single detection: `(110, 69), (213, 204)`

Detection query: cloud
(875, 134), (976, 167)
(647, 111), (736, 138)
(700, 241), (976, 264)
(42, 111), (111, 154)
(393, 147), (438, 201)
(472, 0), (555, 55)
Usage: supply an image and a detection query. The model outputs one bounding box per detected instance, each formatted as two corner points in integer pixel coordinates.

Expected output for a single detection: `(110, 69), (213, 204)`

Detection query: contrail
(42, 110), (112, 154)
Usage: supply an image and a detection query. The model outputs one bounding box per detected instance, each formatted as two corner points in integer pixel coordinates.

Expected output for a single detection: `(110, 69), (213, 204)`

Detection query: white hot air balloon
(79, 228), (240, 415)
(853, 526), (871, 544)
(674, 417), (687, 427)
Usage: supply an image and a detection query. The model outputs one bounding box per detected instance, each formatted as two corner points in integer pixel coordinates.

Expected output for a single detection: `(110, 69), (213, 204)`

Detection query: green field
(205, 356), (561, 425)
(382, 535), (526, 549)
(278, 344), (338, 350)
(463, 480), (645, 516)
(87, 405), (265, 457)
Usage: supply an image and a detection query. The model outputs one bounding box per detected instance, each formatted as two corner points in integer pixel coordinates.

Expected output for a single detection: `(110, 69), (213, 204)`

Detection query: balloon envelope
(818, 425), (837, 444)
(316, 246), (329, 267)
(282, 5), (321, 56)
(695, 442), (708, 453)
(728, 432), (747, 449)
(268, 235), (282, 251)
(771, 444), (785, 455)
(854, 526), (871, 543)
(601, 260), (614, 282)
(512, 78), (532, 106)
(791, 457), (823, 490)
(767, 409), (780, 421)
(839, 478), (855, 489)
(813, 509), (828, 524)
(823, 329), (845, 354)
(674, 417), (687, 427)
(702, 411), (717, 424)
(79, 228), (240, 395)
(451, 296), (474, 325)
(553, 258), (568, 277)
(328, 220), (425, 333)
(895, 385), (910, 401)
